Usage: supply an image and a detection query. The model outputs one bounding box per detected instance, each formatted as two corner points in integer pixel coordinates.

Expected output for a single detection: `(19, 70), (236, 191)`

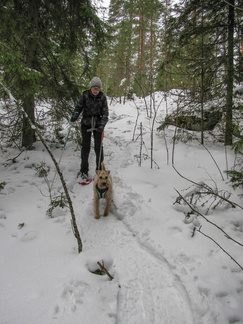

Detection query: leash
(87, 116), (104, 171)
(98, 130), (104, 171)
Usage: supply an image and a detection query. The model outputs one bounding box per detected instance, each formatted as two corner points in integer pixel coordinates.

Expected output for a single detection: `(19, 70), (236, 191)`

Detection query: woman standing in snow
(71, 77), (109, 182)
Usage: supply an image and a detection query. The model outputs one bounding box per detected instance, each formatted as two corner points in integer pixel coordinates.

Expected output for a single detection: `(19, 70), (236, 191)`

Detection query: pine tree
(106, 0), (136, 99)
(106, 0), (164, 99)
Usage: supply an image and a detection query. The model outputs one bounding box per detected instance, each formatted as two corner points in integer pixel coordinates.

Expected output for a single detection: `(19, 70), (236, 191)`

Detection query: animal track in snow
(20, 230), (38, 241)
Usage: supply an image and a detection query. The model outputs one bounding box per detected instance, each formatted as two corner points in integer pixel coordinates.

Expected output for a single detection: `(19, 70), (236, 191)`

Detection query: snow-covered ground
(0, 93), (243, 324)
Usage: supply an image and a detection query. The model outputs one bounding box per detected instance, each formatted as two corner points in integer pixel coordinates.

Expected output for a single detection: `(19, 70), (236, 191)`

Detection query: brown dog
(93, 162), (113, 219)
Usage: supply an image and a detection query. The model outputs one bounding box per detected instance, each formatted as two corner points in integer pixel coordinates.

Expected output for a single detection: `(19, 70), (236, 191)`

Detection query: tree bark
(21, 0), (40, 148)
(200, 0), (204, 145)
(225, 0), (234, 146)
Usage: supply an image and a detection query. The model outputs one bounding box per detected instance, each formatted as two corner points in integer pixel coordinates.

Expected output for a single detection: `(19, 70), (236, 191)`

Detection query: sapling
(1, 83), (83, 252)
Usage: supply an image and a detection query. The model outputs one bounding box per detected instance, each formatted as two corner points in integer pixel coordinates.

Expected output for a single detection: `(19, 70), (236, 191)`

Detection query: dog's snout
(102, 182), (107, 187)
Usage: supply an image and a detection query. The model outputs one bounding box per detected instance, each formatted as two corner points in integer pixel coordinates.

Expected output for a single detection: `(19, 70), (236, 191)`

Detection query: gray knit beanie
(90, 77), (102, 89)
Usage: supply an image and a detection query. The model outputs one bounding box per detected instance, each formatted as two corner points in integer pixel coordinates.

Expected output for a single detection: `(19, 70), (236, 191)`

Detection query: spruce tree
(162, 0), (242, 145)
(0, 0), (106, 148)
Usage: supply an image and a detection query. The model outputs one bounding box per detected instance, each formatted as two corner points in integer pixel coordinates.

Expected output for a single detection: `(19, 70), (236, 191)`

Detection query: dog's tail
(101, 162), (106, 171)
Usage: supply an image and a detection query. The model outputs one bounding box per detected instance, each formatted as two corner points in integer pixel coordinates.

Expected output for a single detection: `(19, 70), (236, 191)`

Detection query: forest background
(0, 0), (242, 189)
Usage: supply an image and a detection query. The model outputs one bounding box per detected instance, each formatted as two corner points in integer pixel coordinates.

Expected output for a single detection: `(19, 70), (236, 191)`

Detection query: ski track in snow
(67, 111), (194, 324)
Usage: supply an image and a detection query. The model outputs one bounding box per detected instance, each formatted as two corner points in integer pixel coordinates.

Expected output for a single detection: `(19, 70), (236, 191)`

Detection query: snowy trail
(76, 193), (193, 324)
(1, 97), (243, 324)
(69, 110), (194, 323)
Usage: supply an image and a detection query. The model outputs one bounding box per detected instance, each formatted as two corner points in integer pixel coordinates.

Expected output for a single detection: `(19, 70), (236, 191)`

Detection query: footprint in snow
(20, 230), (38, 241)
(0, 211), (7, 219)
(7, 187), (15, 194)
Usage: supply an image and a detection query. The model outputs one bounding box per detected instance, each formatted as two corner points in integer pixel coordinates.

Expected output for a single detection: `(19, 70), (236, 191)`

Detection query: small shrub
(46, 192), (69, 218)
(34, 162), (50, 178)
(0, 182), (6, 191)
(226, 169), (243, 190)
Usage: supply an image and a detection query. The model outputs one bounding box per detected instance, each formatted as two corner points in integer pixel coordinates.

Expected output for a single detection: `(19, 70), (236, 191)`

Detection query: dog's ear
(107, 170), (110, 174)
(96, 170), (100, 175)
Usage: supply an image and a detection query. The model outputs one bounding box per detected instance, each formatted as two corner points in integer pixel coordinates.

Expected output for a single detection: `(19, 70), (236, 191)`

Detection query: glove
(97, 125), (104, 133)
(70, 112), (78, 122)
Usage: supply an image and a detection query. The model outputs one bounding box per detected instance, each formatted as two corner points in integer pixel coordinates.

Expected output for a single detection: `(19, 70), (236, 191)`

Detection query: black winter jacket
(73, 90), (109, 128)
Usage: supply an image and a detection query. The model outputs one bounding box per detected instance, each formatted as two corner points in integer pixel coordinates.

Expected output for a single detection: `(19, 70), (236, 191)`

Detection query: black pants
(81, 125), (104, 174)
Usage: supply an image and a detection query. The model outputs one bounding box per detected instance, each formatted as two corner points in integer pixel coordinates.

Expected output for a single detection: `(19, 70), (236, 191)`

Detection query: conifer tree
(0, 0), (106, 148)
(106, 0), (164, 99)
(162, 0), (242, 145)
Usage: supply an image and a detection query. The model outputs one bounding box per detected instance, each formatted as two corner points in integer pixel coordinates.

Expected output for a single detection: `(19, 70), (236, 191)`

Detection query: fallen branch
(175, 188), (243, 248)
(191, 226), (196, 237)
(197, 139), (225, 181)
(97, 261), (114, 280)
(6, 146), (31, 163)
(198, 226), (243, 271)
(173, 164), (243, 210)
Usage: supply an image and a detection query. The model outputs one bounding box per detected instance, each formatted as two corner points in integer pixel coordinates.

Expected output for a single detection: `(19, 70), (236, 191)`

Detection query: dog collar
(96, 184), (108, 199)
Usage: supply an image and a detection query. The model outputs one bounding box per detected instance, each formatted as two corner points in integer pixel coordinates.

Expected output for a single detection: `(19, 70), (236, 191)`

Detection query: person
(71, 77), (109, 181)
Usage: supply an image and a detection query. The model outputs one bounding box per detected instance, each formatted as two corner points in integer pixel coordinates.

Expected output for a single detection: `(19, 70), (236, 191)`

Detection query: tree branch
(97, 261), (114, 280)
(172, 164), (243, 210)
(175, 188), (243, 248)
(198, 226), (243, 270)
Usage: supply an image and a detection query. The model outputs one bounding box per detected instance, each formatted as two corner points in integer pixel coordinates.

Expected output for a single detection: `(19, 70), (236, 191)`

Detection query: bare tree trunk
(125, 2), (133, 100)
(164, 0), (169, 115)
(137, 0), (145, 98)
(225, 0), (234, 146)
(149, 13), (154, 118)
(191, 10), (197, 99)
(21, 0), (40, 148)
(140, 0), (145, 74)
(200, 0), (204, 145)
(22, 96), (36, 148)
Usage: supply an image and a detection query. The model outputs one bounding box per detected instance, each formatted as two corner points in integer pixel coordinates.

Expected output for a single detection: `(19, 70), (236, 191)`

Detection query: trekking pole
(50, 125), (71, 190)
(98, 130), (104, 170)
